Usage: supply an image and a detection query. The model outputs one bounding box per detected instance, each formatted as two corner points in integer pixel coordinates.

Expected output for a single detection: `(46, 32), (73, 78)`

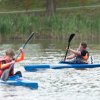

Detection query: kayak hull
(24, 63), (100, 71)
(24, 64), (50, 72)
(0, 75), (38, 89)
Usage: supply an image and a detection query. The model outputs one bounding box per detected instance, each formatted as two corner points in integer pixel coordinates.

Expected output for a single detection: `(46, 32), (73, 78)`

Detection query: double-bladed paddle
(64, 33), (75, 61)
(1, 32), (35, 81)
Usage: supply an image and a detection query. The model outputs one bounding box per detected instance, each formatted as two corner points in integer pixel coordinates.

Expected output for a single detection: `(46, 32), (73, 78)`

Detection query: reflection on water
(0, 39), (100, 100)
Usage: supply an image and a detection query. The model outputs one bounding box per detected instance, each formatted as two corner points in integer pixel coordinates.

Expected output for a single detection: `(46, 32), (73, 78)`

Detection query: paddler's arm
(68, 48), (81, 55)
(66, 54), (75, 59)
(0, 61), (15, 70)
(65, 47), (80, 59)
(16, 48), (24, 62)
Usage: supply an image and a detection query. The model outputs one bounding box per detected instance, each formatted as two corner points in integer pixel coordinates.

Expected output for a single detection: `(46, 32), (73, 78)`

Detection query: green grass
(0, 9), (99, 40)
(0, 0), (99, 42)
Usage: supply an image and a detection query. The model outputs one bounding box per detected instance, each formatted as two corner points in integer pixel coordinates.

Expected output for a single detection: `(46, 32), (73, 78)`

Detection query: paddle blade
(68, 33), (75, 43)
(1, 69), (10, 81)
(64, 33), (75, 61)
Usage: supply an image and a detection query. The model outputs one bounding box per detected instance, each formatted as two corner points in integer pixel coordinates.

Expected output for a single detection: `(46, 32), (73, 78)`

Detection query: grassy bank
(0, 7), (100, 42)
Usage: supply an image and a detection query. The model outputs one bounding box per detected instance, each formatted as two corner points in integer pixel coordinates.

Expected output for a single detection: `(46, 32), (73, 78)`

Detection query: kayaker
(0, 48), (24, 78)
(62, 42), (89, 64)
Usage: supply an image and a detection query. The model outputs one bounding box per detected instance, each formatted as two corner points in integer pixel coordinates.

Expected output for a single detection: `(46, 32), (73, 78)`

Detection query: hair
(81, 42), (87, 49)
(6, 48), (15, 57)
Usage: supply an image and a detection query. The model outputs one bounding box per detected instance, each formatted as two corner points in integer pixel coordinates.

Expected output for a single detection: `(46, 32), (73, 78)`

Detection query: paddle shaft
(10, 32), (35, 68)
(64, 42), (70, 61)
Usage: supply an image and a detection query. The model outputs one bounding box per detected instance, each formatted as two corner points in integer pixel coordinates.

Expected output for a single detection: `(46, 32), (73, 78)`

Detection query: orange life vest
(81, 50), (89, 61)
(0, 57), (14, 77)
(0, 52), (24, 78)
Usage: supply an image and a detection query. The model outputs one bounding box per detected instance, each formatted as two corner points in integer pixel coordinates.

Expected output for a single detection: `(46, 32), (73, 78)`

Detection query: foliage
(0, 0), (100, 11)
(0, 9), (99, 40)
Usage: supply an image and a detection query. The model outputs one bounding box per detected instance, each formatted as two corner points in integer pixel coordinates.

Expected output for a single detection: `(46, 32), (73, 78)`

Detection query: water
(0, 39), (100, 100)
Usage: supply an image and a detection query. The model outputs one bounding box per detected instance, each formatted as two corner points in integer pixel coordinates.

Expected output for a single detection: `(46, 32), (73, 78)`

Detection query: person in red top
(0, 48), (24, 78)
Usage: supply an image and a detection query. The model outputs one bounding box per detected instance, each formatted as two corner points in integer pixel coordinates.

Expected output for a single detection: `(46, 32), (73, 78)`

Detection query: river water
(0, 39), (100, 100)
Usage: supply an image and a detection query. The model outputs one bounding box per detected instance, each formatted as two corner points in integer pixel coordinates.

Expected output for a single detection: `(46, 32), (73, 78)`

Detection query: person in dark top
(62, 42), (89, 64)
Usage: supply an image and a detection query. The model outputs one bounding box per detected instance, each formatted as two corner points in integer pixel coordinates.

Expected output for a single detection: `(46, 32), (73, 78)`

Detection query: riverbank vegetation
(0, 0), (99, 41)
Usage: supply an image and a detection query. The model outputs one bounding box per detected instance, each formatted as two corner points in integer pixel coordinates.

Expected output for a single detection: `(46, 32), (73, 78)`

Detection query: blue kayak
(0, 75), (38, 89)
(24, 63), (100, 72)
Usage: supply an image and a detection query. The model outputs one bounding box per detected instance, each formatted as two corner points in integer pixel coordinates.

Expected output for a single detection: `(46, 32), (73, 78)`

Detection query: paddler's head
(5, 48), (15, 61)
(79, 42), (87, 51)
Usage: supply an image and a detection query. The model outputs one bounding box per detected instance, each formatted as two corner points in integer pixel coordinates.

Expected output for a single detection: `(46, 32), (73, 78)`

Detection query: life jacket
(0, 57), (14, 77)
(76, 49), (89, 62)
(0, 52), (24, 78)
(81, 50), (89, 61)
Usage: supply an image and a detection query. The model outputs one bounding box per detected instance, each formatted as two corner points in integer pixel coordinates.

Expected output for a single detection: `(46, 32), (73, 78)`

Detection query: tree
(80, 0), (85, 6)
(23, 0), (32, 11)
(46, 0), (56, 16)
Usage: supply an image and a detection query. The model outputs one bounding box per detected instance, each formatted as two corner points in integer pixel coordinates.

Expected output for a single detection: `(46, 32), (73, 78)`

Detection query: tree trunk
(23, 0), (31, 11)
(46, 0), (56, 16)
(80, 0), (85, 6)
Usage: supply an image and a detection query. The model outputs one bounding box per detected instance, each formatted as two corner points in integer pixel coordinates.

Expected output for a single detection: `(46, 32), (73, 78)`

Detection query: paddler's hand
(19, 47), (24, 52)
(10, 60), (15, 64)
(65, 47), (71, 51)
